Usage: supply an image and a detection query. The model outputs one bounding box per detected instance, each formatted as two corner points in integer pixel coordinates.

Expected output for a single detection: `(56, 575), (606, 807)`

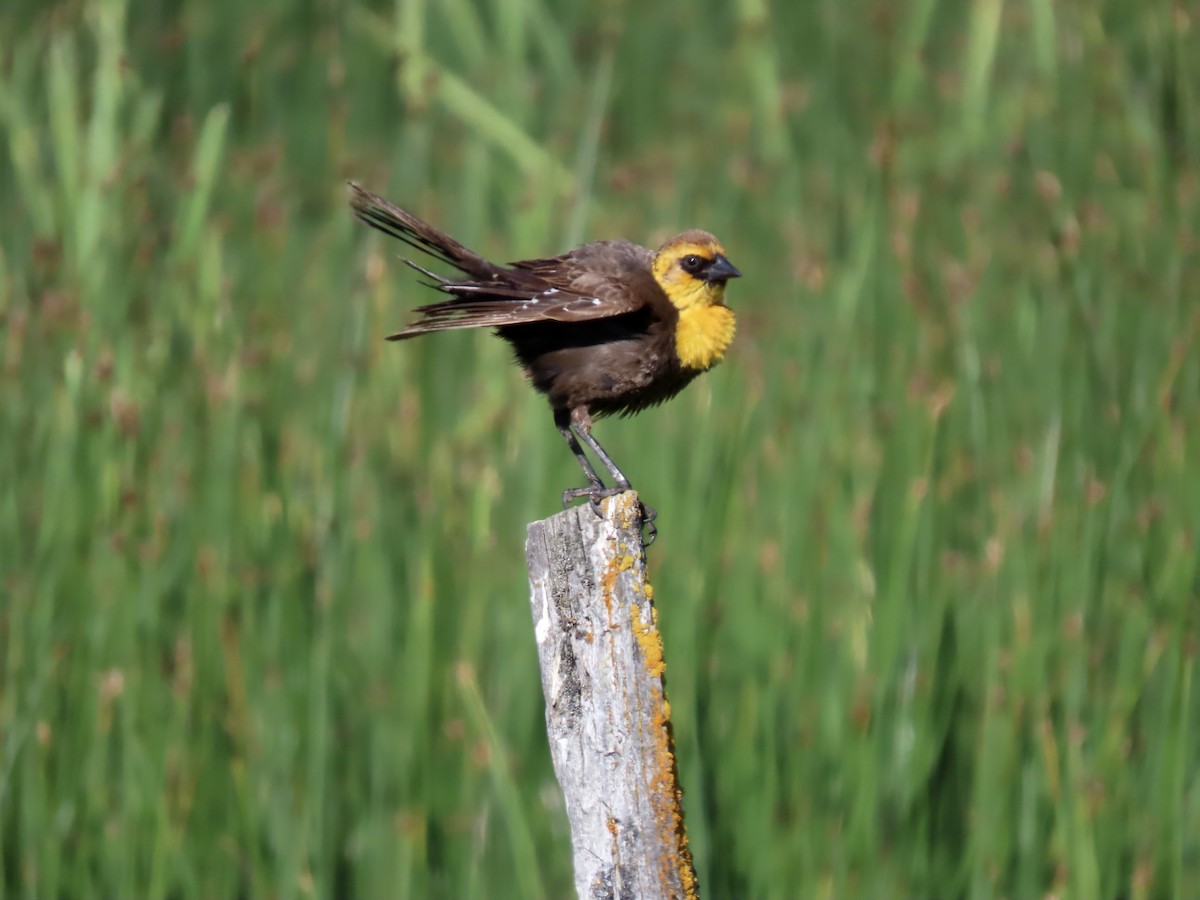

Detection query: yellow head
(652, 230), (741, 310)
(651, 230), (741, 371)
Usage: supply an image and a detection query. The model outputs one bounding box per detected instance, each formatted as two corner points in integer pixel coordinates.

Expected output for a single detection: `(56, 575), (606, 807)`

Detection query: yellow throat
(652, 245), (738, 371)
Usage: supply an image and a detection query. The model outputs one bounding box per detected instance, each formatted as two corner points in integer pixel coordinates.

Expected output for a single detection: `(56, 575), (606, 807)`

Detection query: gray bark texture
(525, 492), (699, 900)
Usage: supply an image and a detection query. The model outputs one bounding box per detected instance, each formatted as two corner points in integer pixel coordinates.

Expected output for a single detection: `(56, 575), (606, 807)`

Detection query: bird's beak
(705, 254), (742, 283)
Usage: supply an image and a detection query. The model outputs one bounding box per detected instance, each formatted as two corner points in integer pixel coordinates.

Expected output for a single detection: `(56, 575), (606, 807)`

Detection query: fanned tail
(348, 182), (497, 280)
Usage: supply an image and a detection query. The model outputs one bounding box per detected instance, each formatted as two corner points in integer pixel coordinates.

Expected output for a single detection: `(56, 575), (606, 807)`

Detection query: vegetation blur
(2, 0), (1197, 897)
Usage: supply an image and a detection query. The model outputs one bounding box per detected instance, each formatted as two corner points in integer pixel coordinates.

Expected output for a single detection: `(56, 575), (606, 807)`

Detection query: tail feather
(385, 310), (524, 341)
(352, 182), (591, 340)
(348, 182), (497, 280)
(402, 258), (450, 284)
(385, 295), (553, 340)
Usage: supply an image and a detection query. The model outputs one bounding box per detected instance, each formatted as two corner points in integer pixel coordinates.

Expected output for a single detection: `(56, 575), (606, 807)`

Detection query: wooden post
(525, 492), (699, 900)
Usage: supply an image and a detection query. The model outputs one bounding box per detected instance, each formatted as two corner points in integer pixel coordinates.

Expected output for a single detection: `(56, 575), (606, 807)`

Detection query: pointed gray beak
(705, 254), (742, 283)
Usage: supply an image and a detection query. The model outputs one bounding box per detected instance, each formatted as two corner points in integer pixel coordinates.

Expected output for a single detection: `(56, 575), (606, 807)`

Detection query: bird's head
(651, 230), (741, 311)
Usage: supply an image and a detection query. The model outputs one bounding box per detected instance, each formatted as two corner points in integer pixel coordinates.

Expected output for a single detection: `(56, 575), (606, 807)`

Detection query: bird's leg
(565, 411), (627, 513)
(569, 411), (657, 543)
(574, 424), (630, 490)
(556, 409), (607, 508)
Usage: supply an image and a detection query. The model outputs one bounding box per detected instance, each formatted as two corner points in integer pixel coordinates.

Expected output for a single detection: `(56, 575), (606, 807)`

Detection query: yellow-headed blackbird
(349, 182), (740, 533)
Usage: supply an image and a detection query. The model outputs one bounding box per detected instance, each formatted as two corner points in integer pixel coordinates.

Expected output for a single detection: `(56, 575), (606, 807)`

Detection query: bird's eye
(681, 254), (705, 273)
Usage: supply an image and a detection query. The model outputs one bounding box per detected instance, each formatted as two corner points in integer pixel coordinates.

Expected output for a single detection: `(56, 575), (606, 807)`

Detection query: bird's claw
(640, 505), (658, 546)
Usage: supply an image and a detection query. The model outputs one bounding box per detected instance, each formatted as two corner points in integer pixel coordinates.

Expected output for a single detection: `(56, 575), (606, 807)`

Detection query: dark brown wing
(348, 183), (665, 340)
(397, 240), (659, 333)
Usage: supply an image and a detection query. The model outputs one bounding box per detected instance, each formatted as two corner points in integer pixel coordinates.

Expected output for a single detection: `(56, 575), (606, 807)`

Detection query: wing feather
(386, 240), (666, 339)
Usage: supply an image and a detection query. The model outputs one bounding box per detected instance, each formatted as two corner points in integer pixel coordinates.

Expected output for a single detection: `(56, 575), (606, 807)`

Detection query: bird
(348, 182), (740, 538)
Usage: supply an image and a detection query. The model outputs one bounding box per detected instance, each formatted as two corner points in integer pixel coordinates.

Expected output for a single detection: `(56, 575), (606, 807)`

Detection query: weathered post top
(526, 492), (698, 900)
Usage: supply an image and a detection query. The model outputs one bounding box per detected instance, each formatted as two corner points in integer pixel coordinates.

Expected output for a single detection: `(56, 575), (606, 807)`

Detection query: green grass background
(2, 0), (1198, 897)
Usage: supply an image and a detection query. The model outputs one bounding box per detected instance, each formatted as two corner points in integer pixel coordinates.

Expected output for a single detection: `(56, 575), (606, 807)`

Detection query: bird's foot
(561, 486), (657, 546)
(561, 484), (626, 514)
(562, 484), (612, 509)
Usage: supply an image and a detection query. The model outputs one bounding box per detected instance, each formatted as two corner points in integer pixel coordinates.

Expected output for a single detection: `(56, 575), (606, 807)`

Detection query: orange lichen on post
(605, 492), (644, 533)
(600, 550), (636, 623)
(631, 602), (666, 679)
(631, 600), (699, 900)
